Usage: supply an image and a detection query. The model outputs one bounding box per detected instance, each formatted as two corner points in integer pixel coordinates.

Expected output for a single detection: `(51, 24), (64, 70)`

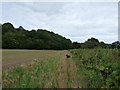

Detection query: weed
(70, 49), (120, 88)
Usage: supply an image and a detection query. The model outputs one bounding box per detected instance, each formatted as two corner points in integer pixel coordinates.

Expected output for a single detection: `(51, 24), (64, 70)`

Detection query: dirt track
(57, 51), (81, 88)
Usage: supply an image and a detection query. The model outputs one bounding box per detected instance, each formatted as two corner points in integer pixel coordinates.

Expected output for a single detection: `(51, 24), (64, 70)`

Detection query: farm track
(57, 51), (81, 88)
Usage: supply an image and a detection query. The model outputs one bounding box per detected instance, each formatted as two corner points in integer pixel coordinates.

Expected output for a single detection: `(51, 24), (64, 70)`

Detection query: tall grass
(3, 56), (59, 88)
(70, 49), (120, 88)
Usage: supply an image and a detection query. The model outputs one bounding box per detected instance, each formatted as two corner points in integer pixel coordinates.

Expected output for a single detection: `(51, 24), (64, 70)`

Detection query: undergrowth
(70, 49), (120, 88)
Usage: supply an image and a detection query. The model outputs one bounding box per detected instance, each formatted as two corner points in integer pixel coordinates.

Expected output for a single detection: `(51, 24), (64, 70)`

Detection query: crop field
(2, 49), (61, 70)
(2, 49), (81, 88)
(2, 49), (120, 88)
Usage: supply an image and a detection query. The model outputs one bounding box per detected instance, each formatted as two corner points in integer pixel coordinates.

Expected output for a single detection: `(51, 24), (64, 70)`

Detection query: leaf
(98, 66), (105, 71)
(86, 65), (93, 69)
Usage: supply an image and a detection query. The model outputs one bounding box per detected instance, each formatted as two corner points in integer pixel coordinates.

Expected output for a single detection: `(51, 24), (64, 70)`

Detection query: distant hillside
(2, 22), (72, 50)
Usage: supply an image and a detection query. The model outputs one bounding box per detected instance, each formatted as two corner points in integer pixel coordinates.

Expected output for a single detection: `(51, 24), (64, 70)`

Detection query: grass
(2, 55), (60, 88)
(70, 49), (120, 88)
(2, 49), (60, 71)
(2, 49), (120, 88)
(2, 49), (59, 62)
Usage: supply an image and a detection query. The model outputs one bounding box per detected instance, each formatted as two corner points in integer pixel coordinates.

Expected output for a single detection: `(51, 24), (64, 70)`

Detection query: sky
(1, 2), (118, 43)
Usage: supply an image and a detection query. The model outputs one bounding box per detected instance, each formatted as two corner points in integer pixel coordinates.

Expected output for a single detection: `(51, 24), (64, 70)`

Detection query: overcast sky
(1, 2), (118, 43)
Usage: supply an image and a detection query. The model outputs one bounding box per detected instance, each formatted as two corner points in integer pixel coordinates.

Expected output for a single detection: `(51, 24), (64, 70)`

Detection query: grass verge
(70, 49), (120, 88)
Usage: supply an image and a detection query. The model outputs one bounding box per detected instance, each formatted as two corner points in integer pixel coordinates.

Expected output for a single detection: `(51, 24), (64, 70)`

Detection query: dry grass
(2, 49), (82, 88)
(2, 49), (61, 70)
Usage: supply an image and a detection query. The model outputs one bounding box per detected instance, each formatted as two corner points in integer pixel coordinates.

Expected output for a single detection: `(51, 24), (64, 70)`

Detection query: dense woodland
(1, 22), (120, 50)
(2, 23), (72, 50)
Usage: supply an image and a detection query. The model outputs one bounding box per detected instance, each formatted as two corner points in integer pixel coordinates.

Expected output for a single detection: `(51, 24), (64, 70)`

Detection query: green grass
(70, 49), (120, 88)
(3, 49), (120, 88)
(3, 55), (60, 88)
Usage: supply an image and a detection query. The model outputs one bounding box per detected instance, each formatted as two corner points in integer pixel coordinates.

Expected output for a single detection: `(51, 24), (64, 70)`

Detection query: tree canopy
(2, 23), (72, 50)
(2, 22), (119, 49)
(72, 38), (120, 49)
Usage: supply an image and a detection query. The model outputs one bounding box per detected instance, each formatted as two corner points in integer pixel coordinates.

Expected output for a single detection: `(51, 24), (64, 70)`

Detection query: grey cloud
(2, 2), (118, 43)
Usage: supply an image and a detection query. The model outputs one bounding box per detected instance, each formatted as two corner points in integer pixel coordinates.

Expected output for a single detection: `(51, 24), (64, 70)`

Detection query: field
(2, 49), (81, 88)
(2, 49), (120, 88)
(2, 49), (61, 70)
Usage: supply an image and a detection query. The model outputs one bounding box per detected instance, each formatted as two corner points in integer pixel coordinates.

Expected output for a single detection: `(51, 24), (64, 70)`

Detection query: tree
(2, 22), (73, 50)
(112, 41), (120, 49)
(2, 23), (15, 34)
(72, 42), (81, 49)
(82, 37), (100, 49)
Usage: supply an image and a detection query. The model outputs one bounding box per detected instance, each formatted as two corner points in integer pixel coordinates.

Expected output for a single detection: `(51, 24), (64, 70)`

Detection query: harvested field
(2, 49), (82, 88)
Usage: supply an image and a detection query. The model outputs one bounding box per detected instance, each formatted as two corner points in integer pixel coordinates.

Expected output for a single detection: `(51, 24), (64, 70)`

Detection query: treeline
(73, 38), (120, 49)
(2, 23), (72, 50)
(1, 22), (120, 50)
